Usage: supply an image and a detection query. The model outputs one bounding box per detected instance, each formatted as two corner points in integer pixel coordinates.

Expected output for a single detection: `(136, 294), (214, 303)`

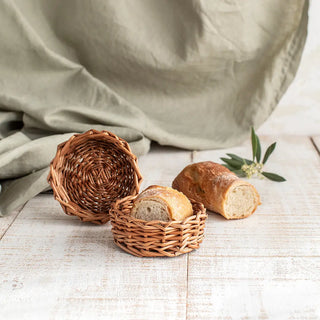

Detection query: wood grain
(187, 136), (320, 320)
(138, 143), (192, 190)
(0, 147), (191, 320)
(1, 136), (320, 319)
(18, 194), (74, 220)
(311, 136), (320, 156)
(0, 205), (24, 239)
(0, 215), (188, 320)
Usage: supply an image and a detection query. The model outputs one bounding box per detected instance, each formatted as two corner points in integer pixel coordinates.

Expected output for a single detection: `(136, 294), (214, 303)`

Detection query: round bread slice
(131, 185), (193, 222)
(223, 180), (261, 219)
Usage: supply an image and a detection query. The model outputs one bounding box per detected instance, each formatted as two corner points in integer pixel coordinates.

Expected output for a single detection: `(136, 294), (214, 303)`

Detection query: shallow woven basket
(110, 195), (207, 257)
(48, 129), (142, 224)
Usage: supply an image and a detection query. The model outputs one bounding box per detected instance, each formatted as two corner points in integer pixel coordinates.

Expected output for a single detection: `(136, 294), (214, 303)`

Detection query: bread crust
(131, 185), (193, 221)
(172, 162), (261, 219)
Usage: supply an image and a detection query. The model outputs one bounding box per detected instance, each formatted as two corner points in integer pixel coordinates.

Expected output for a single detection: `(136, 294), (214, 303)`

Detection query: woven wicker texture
(48, 130), (142, 224)
(110, 195), (207, 257)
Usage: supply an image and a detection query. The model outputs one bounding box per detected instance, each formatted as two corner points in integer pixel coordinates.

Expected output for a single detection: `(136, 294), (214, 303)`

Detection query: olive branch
(220, 128), (286, 182)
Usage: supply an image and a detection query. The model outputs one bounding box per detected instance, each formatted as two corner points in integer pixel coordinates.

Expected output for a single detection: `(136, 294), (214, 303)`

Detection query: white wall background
(260, 0), (320, 135)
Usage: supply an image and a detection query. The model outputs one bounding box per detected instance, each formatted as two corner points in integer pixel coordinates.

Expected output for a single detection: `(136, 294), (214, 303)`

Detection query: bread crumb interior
(225, 185), (257, 218)
(133, 200), (170, 221)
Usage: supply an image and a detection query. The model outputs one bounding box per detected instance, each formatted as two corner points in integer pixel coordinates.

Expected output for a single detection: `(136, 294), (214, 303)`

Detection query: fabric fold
(0, 0), (308, 216)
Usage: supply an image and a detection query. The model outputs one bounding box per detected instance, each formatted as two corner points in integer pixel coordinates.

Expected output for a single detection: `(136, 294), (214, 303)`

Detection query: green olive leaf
(226, 153), (245, 163)
(256, 135), (261, 163)
(244, 158), (254, 165)
(262, 142), (277, 164)
(221, 164), (236, 171)
(262, 171), (286, 182)
(251, 127), (258, 161)
(220, 157), (242, 169)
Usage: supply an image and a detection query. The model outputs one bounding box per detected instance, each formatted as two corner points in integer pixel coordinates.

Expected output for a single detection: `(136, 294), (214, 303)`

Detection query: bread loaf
(172, 162), (261, 219)
(131, 185), (193, 222)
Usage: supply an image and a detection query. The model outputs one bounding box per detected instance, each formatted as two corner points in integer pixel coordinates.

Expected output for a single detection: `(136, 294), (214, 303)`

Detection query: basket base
(113, 239), (201, 258)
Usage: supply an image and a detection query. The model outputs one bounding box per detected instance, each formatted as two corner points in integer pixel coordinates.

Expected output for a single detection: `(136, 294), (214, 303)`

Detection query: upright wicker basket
(110, 195), (207, 257)
(47, 129), (142, 224)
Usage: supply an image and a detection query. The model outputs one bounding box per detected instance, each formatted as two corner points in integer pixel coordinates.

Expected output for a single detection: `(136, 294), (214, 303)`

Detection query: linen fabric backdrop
(0, 0), (308, 216)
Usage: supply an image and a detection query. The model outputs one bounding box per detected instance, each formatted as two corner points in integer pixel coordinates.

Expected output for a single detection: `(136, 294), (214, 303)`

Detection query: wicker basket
(110, 195), (207, 257)
(47, 129), (142, 224)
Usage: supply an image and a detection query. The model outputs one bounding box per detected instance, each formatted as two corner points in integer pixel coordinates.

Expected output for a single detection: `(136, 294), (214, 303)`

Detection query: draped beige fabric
(0, 0), (308, 216)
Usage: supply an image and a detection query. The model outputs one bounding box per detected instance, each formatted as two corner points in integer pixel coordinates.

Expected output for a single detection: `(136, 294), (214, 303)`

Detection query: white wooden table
(1, 133), (320, 320)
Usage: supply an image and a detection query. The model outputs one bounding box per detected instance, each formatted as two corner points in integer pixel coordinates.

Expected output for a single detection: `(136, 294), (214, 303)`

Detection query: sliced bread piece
(131, 185), (193, 222)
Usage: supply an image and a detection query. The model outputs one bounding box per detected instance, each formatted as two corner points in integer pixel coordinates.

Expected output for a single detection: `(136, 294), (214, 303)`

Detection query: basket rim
(47, 129), (143, 223)
(110, 194), (207, 227)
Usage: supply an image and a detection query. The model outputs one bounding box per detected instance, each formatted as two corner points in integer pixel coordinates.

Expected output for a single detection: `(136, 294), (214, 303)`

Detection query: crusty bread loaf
(172, 162), (261, 219)
(131, 185), (193, 222)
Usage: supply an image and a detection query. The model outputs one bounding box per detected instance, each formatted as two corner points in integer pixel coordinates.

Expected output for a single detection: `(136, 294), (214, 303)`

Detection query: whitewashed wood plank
(199, 214), (320, 257)
(187, 136), (320, 319)
(17, 194), (76, 220)
(138, 143), (192, 190)
(312, 136), (320, 155)
(0, 145), (192, 320)
(0, 205), (24, 238)
(188, 255), (320, 281)
(187, 278), (320, 320)
(0, 218), (188, 320)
